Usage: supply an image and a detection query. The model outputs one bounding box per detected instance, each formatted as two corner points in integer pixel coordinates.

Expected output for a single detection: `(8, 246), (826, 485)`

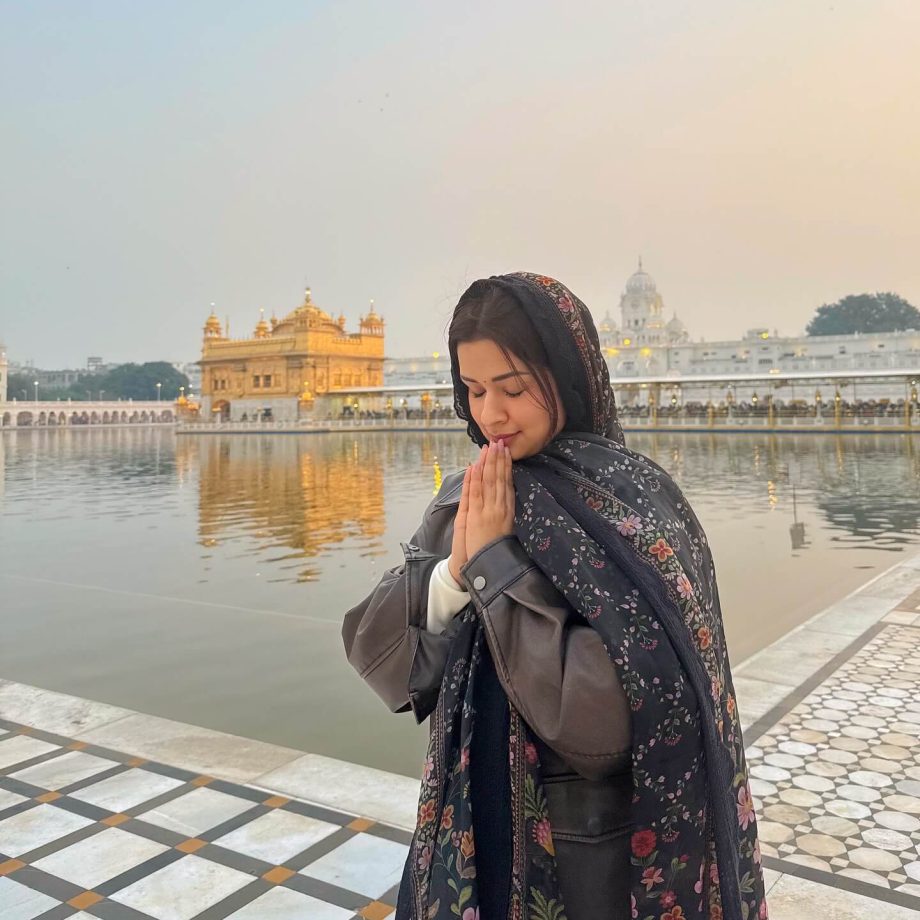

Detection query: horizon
(12, 275), (919, 372)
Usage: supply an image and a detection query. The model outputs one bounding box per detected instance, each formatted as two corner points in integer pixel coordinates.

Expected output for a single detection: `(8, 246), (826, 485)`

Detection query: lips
(490, 432), (519, 443)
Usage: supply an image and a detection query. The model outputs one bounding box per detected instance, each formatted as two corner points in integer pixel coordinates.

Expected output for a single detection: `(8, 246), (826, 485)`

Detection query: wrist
(447, 555), (463, 584)
(466, 528), (513, 560)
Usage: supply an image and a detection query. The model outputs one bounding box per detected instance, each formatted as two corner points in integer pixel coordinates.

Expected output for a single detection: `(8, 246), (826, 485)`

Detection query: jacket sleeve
(342, 478), (462, 722)
(460, 536), (632, 781)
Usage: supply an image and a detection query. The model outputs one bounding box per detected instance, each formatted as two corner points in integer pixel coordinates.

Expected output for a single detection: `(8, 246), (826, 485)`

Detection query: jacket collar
(433, 473), (464, 509)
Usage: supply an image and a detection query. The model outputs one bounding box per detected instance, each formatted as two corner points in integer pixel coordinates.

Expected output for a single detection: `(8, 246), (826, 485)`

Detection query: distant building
(199, 288), (385, 421)
(32, 368), (86, 389)
(0, 342), (7, 403)
(3, 355), (115, 395)
(384, 353), (451, 388)
(173, 361), (202, 395)
(384, 261), (920, 388)
(600, 261), (919, 377)
(596, 260), (690, 353)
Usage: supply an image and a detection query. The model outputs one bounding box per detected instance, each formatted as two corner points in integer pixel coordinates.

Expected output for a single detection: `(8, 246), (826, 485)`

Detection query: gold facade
(199, 289), (384, 413)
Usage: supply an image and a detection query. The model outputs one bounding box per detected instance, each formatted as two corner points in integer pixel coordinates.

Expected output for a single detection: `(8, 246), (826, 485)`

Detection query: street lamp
(33, 380), (39, 402)
(156, 382), (162, 402)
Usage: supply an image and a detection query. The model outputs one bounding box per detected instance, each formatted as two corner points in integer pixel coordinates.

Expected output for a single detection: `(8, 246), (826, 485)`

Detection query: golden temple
(199, 288), (385, 420)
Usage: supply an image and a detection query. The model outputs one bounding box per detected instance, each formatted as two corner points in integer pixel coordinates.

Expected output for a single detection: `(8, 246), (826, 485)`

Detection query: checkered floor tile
(0, 721), (409, 919)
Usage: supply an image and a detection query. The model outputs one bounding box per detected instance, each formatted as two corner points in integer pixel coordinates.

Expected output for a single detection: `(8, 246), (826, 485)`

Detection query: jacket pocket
(544, 769), (633, 843)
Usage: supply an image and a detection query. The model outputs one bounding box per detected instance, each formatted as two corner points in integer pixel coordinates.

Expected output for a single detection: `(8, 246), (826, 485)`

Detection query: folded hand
(464, 440), (515, 562)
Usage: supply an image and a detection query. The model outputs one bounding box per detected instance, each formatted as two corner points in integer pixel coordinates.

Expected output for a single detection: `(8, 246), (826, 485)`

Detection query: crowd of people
(617, 397), (917, 419)
(330, 398), (919, 423)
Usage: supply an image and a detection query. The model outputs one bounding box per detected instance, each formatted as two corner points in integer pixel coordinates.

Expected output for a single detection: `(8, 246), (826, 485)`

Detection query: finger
(458, 464), (472, 516)
(456, 465), (471, 535)
(470, 449), (484, 507)
(495, 442), (508, 513)
(452, 469), (470, 564)
(503, 444), (515, 520)
(483, 441), (497, 504)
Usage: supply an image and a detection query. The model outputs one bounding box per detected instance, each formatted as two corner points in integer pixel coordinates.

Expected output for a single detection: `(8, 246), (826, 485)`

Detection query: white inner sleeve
(426, 557), (470, 633)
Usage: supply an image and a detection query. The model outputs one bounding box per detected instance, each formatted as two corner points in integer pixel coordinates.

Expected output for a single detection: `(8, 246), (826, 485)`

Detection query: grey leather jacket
(342, 471), (634, 919)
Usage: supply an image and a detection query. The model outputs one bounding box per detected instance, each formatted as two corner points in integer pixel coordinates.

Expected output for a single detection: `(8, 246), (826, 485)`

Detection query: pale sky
(2, 0), (918, 369)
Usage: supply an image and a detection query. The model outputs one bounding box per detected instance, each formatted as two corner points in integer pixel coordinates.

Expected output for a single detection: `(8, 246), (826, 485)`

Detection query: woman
(343, 273), (767, 920)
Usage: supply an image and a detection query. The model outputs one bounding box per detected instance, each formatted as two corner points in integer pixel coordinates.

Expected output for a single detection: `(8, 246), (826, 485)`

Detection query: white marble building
(385, 263), (920, 387)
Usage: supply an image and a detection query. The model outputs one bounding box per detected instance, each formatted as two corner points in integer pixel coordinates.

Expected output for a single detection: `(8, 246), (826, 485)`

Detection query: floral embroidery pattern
(508, 436), (767, 920)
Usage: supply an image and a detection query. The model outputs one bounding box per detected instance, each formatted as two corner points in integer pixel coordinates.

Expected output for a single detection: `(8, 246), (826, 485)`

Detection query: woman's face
(457, 339), (565, 460)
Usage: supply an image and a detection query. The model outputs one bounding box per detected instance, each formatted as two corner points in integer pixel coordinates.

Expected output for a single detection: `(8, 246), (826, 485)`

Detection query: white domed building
(597, 309), (619, 350)
(619, 259), (667, 347)
(666, 312), (690, 345)
(615, 259), (690, 348)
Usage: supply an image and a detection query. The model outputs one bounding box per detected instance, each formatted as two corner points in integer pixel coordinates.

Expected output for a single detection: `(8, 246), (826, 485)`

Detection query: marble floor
(744, 607), (920, 914)
(2, 551), (920, 919)
(0, 719), (410, 919)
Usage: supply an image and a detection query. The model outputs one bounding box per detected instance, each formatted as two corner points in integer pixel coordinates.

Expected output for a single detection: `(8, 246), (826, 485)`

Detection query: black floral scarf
(400, 274), (767, 920)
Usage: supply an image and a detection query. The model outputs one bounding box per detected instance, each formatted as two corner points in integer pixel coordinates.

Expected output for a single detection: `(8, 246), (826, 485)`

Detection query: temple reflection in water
(177, 433), (456, 582)
(166, 430), (920, 588)
(181, 436), (388, 582)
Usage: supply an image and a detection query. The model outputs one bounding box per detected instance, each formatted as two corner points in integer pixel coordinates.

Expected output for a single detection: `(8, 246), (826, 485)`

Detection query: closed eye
(469, 389), (524, 399)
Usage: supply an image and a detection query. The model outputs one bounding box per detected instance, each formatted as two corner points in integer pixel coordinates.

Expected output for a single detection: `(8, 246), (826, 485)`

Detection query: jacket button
(472, 575), (486, 591)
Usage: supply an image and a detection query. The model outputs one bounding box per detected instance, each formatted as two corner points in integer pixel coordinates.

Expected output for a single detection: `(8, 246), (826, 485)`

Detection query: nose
(480, 391), (508, 430)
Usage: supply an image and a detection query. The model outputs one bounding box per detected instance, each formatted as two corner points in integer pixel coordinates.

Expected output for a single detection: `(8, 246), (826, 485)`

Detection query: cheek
(467, 397), (483, 427)
(520, 397), (552, 435)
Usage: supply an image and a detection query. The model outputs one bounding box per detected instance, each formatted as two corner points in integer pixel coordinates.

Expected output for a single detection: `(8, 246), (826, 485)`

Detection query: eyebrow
(459, 371), (532, 385)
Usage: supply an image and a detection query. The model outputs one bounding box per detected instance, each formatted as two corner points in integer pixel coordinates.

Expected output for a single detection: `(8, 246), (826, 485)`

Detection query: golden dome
(361, 299), (384, 328)
(204, 310), (222, 337)
(282, 287), (334, 326)
(254, 308), (270, 339)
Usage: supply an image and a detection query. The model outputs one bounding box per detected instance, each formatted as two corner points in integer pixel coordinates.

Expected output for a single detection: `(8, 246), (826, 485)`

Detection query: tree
(91, 362), (190, 401)
(59, 364), (189, 401)
(806, 292), (920, 336)
(7, 373), (37, 401)
(4, 362), (190, 402)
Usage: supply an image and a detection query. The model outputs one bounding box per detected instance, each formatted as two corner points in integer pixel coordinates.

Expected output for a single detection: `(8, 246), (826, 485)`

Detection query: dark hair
(448, 285), (561, 444)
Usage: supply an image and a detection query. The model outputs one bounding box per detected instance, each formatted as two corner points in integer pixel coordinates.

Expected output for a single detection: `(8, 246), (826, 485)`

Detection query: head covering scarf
(399, 273), (767, 920)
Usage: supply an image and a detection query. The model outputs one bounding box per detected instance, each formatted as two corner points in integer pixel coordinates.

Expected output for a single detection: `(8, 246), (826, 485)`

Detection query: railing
(620, 414), (912, 429)
(177, 416), (464, 433)
(175, 413), (917, 434)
